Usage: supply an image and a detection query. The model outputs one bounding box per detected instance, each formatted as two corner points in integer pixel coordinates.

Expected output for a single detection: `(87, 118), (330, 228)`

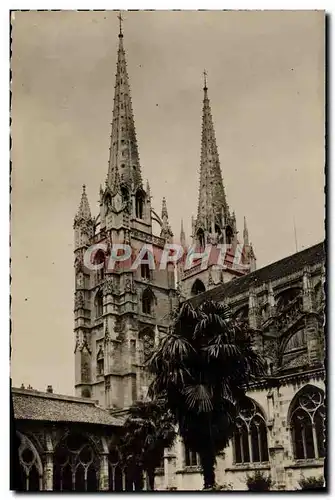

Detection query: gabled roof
(12, 388), (124, 427)
(190, 242), (325, 307)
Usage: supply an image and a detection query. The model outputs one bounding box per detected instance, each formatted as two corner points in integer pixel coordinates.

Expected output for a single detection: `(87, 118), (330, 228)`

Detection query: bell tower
(73, 16), (177, 409)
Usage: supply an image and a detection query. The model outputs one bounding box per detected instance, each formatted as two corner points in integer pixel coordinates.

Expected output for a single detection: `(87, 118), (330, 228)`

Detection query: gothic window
(196, 228), (205, 248)
(135, 190), (145, 219)
(15, 432), (42, 491)
(142, 288), (155, 315)
(94, 290), (103, 318)
(93, 249), (105, 282)
(276, 287), (301, 313)
(141, 263), (150, 280)
(121, 185), (129, 204)
(191, 279), (206, 296)
(108, 449), (123, 491)
(215, 224), (221, 235)
(184, 444), (200, 467)
(53, 434), (98, 492)
(233, 399), (269, 464)
(290, 386), (325, 460)
(226, 225), (233, 245)
(96, 346), (104, 376)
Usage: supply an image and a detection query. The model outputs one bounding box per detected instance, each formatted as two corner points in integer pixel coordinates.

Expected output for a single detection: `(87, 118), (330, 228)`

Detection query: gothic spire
(160, 197), (173, 241)
(107, 17), (142, 190)
(196, 73), (228, 232)
(243, 216), (249, 245)
(74, 185), (92, 225)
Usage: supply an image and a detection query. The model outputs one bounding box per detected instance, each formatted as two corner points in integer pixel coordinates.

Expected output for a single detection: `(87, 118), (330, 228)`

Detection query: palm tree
(120, 399), (177, 491)
(147, 300), (266, 490)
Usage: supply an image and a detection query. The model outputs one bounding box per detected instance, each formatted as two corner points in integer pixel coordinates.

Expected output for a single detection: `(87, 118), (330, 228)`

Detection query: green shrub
(246, 471), (272, 491)
(298, 476), (325, 490)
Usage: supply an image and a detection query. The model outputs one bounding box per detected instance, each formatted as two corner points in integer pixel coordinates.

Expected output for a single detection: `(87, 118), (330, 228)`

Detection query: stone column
(99, 454), (109, 491)
(164, 450), (177, 490)
(43, 451), (53, 491)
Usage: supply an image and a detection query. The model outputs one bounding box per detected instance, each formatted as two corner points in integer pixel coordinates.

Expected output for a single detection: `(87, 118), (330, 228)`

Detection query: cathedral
(12, 20), (325, 491)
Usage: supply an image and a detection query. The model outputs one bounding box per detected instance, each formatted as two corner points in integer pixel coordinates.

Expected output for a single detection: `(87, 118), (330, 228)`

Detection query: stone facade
(156, 243), (326, 491)
(11, 387), (140, 492)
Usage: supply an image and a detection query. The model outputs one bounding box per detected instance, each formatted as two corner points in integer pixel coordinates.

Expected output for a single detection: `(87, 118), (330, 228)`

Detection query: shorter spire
(74, 184), (92, 223)
(160, 197), (173, 241)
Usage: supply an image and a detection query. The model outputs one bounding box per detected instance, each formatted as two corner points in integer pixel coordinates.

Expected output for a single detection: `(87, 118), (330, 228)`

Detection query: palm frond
(183, 384), (213, 413)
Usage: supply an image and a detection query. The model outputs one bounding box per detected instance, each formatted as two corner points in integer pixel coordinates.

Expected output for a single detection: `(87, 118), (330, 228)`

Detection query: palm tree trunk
(200, 452), (216, 490)
(146, 469), (155, 491)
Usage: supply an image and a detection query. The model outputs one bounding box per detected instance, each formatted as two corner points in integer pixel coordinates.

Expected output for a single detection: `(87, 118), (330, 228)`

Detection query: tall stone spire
(74, 185), (92, 225)
(107, 16), (142, 190)
(196, 72), (228, 234)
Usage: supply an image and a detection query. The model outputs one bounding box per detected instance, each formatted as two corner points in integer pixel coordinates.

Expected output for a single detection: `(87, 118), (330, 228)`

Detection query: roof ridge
(12, 388), (99, 405)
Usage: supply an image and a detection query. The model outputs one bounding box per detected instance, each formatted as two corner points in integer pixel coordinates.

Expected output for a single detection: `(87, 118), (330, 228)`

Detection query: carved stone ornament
(75, 291), (84, 309)
(103, 278), (114, 296)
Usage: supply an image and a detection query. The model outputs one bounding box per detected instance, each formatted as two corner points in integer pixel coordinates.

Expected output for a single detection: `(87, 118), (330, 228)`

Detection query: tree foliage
(119, 399), (176, 490)
(147, 300), (266, 489)
(298, 476), (325, 490)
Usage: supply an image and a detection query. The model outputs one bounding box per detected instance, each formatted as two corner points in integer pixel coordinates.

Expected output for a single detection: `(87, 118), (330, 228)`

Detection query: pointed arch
(104, 192), (112, 214)
(275, 286), (302, 312)
(225, 225), (233, 245)
(16, 431), (43, 491)
(233, 398), (269, 464)
(191, 279), (206, 296)
(142, 287), (156, 315)
(96, 344), (104, 376)
(288, 384), (325, 460)
(94, 289), (103, 318)
(121, 185), (129, 204)
(53, 432), (99, 492)
(196, 228), (205, 248)
(135, 189), (145, 219)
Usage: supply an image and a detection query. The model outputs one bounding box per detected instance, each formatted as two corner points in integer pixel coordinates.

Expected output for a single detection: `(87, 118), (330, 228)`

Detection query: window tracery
(233, 399), (269, 464)
(16, 432), (42, 491)
(53, 434), (98, 491)
(290, 387), (325, 460)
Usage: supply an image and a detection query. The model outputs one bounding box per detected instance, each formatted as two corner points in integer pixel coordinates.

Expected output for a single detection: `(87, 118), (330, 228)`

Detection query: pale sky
(11, 10), (325, 395)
